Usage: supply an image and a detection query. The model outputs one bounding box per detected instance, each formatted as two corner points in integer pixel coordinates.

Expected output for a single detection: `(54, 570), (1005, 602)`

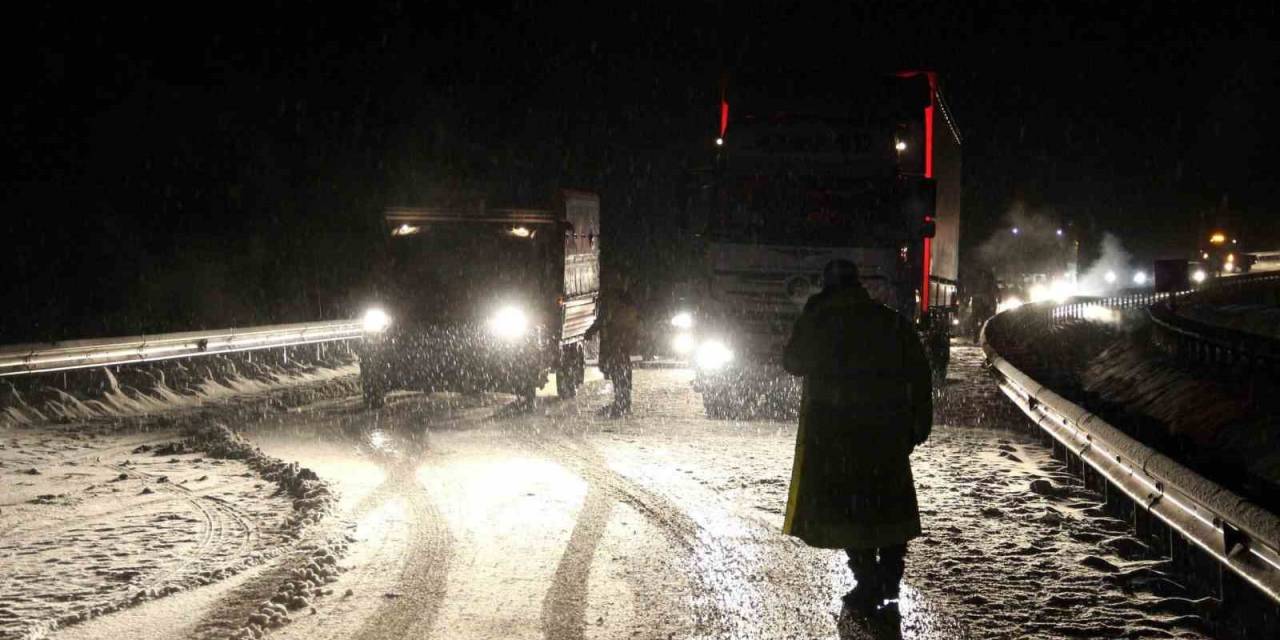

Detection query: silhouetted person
(782, 259), (933, 619)
(585, 279), (640, 417)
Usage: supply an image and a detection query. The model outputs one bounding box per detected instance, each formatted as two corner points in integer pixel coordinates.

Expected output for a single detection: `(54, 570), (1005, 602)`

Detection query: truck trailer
(679, 72), (962, 418)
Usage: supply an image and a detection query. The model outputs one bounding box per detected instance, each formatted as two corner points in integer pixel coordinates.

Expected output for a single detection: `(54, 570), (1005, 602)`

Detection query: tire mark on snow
(347, 460), (452, 640)
(539, 473), (614, 640)
(525, 434), (746, 637)
(187, 429), (452, 640)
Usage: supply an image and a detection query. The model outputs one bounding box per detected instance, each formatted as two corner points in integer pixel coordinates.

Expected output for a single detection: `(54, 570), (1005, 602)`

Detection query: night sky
(3, 1), (1276, 341)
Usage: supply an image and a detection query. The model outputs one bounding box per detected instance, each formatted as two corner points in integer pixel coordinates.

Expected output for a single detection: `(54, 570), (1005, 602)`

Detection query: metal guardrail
(983, 297), (1280, 604)
(0, 320), (364, 377)
(1148, 272), (1280, 375)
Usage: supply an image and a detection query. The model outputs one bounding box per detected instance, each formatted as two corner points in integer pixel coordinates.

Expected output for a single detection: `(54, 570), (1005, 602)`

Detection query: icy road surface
(44, 345), (1212, 639)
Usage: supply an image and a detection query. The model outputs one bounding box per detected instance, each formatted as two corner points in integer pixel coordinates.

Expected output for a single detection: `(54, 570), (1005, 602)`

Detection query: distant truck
(1199, 229), (1257, 275)
(357, 190), (600, 408)
(679, 72), (962, 417)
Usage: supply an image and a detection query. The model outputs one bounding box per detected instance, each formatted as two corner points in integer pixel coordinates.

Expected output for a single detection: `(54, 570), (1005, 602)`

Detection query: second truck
(677, 72), (962, 417)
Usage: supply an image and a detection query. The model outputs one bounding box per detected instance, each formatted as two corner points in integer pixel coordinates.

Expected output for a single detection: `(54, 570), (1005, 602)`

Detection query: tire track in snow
(538, 468), (614, 640)
(186, 427), (453, 640)
(525, 433), (744, 637)
(347, 460), (452, 640)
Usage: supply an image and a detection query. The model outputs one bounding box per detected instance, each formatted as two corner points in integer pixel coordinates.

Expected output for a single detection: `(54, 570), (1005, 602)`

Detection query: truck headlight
(670, 311), (694, 329)
(362, 308), (391, 333)
(672, 332), (696, 355)
(694, 339), (733, 371)
(489, 305), (528, 339)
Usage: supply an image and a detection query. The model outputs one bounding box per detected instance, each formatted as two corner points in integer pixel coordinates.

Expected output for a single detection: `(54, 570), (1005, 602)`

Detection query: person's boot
(841, 580), (880, 615)
(843, 549), (881, 614)
(877, 544), (907, 604)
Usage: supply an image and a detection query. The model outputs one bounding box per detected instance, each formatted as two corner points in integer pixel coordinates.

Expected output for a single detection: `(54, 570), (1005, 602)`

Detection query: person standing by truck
(585, 276), (640, 417)
(781, 259), (933, 619)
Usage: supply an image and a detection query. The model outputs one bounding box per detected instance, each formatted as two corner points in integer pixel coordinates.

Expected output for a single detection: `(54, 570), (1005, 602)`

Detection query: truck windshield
(386, 223), (554, 311)
(709, 173), (909, 247)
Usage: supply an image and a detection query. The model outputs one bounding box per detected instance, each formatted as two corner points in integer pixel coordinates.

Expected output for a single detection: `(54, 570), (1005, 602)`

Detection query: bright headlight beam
(670, 311), (694, 329)
(672, 333), (695, 355)
(694, 339), (733, 371)
(1192, 269), (1207, 283)
(997, 296), (1024, 313)
(362, 308), (391, 333)
(489, 306), (528, 339)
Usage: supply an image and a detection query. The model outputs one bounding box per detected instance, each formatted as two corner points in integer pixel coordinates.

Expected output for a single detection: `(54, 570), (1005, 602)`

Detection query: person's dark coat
(781, 284), (933, 549)
(586, 290), (639, 377)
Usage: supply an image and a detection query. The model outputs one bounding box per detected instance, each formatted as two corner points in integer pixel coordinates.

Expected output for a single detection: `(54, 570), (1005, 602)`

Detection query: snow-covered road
(12, 345), (1214, 639)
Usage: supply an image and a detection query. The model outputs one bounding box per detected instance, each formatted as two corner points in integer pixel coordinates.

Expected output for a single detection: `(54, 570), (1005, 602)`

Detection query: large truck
(357, 190), (600, 408)
(680, 72), (962, 417)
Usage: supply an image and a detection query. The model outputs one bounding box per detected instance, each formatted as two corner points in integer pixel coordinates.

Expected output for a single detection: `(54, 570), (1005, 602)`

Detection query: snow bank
(0, 418), (345, 639)
(2, 354), (357, 428)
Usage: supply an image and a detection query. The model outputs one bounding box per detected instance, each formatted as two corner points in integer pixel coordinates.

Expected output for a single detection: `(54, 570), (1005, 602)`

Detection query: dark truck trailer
(358, 190), (600, 408)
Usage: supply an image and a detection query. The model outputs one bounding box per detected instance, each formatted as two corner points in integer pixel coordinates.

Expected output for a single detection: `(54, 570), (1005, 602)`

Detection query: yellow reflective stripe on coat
(782, 417), (806, 534)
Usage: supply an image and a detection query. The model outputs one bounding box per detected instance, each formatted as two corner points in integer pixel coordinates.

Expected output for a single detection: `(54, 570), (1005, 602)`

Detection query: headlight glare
(670, 311), (694, 329)
(489, 305), (528, 339)
(694, 339), (733, 371)
(362, 308), (391, 333)
(672, 332), (696, 355)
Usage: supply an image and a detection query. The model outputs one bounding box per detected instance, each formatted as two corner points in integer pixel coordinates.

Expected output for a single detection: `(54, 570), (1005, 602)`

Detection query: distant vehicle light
(1224, 263), (1236, 273)
(694, 339), (733, 371)
(1011, 227), (1020, 235)
(1202, 252), (1210, 259)
(1049, 278), (1076, 303)
(362, 308), (391, 333)
(996, 296), (1024, 313)
(392, 224), (420, 236)
(1104, 271), (1117, 284)
(1209, 232), (1226, 245)
(1055, 228), (1064, 236)
(1225, 253), (1234, 262)
(1192, 269), (1207, 283)
(951, 317), (960, 326)
(895, 140), (907, 151)
(509, 226), (532, 238)
(489, 306), (528, 339)
(715, 137), (724, 146)
(1132, 271), (1148, 285)
(672, 333), (695, 355)
(670, 311), (694, 329)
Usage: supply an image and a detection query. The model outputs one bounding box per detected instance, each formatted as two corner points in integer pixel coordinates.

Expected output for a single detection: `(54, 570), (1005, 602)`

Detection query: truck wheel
(557, 345), (584, 400)
(359, 359), (387, 409)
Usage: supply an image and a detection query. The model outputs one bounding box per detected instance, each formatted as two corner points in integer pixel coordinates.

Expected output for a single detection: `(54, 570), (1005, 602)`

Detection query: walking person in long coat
(782, 259), (933, 618)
